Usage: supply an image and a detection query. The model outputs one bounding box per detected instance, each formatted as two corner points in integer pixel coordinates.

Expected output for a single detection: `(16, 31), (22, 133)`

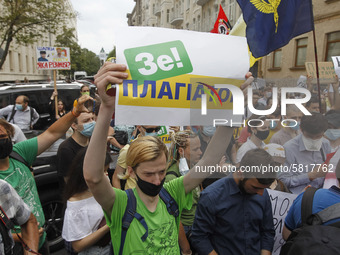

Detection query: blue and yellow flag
(236, 0), (314, 58)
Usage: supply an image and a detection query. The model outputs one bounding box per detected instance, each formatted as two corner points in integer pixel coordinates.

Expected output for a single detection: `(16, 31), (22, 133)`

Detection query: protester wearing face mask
(270, 105), (303, 146)
(278, 112), (331, 194)
(165, 130), (202, 255)
(258, 86), (272, 106)
(323, 110), (340, 189)
(197, 125), (216, 154)
(0, 95), (39, 131)
(112, 125), (162, 190)
(57, 110), (96, 188)
(236, 115), (270, 167)
(264, 108), (282, 144)
(80, 84), (90, 96)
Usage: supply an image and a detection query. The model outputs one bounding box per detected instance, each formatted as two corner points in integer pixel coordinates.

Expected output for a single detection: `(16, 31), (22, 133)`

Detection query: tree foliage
(55, 27), (100, 77)
(107, 46), (116, 59)
(0, 0), (75, 69)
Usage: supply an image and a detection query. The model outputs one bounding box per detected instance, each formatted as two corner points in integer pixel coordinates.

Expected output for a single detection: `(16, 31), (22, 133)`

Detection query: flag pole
(312, 29), (323, 113)
(310, 0), (323, 113)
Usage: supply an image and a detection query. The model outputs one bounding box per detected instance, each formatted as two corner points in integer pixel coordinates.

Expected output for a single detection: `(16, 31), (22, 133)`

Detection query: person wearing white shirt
(0, 95), (39, 130)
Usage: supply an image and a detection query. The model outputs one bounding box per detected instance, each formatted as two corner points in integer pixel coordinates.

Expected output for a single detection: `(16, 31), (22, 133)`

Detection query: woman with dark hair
(49, 91), (68, 120)
(62, 147), (112, 254)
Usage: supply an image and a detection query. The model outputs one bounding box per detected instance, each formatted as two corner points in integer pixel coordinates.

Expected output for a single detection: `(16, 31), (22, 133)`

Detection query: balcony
(170, 11), (184, 26)
(154, 6), (161, 16)
(196, 0), (210, 6)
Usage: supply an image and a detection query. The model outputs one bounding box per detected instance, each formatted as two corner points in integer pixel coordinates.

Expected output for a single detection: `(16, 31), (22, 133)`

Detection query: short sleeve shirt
(0, 138), (46, 248)
(104, 176), (192, 255)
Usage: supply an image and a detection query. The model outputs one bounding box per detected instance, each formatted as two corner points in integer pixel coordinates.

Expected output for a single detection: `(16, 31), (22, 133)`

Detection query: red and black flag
(211, 5), (232, 35)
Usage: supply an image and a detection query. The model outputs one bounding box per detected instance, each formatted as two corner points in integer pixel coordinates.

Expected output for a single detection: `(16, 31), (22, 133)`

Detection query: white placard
(114, 27), (249, 126)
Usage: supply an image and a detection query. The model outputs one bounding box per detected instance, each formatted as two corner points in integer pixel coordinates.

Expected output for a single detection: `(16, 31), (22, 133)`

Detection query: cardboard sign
(267, 189), (297, 255)
(305, 62), (336, 82)
(114, 27), (249, 126)
(36, 46), (71, 70)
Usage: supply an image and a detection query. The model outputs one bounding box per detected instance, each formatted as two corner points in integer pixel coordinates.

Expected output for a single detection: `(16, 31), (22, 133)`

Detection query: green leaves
(55, 26), (100, 77)
(0, 0), (75, 69)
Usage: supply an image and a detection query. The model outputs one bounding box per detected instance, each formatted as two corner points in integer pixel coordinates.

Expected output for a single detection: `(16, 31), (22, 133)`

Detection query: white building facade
(0, 0), (77, 83)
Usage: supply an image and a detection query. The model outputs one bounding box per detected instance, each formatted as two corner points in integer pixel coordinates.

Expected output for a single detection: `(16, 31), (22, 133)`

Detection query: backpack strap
(159, 187), (179, 218)
(311, 203), (340, 226)
(0, 205), (15, 255)
(166, 171), (180, 178)
(119, 189), (148, 255)
(9, 151), (34, 172)
(8, 105), (16, 124)
(29, 107), (33, 128)
(301, 187), (317, 226)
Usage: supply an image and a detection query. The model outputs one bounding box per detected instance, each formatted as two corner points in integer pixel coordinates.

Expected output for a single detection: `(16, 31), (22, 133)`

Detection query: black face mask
(0, 138), (13, 159)
(255, 130), (270, 140)
(136, 173), (165, 197)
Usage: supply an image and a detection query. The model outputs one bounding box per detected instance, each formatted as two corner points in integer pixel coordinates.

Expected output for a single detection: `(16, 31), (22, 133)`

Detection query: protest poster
(267, 189), (297, 255)
(114, 27), (249, 126)
(36, 46), (71, 70)
(332, 56), (340, 78)
(305, 62), (336, 83)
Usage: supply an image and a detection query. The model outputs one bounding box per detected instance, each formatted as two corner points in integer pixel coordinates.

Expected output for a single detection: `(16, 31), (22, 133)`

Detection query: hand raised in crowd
(94, 62), (128, 107)
(51, 90), (58, 99)
(72, 94), (94, 116)
(241, 71), (254, 98)
(331, 75), (339, 90)
(308, 163), (329, 181)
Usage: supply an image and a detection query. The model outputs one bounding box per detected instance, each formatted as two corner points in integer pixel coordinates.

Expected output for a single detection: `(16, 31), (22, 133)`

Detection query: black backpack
(280, 187), (340, 255)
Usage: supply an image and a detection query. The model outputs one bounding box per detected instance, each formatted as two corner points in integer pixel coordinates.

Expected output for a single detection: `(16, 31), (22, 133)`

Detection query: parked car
(0, 81), (94, 252)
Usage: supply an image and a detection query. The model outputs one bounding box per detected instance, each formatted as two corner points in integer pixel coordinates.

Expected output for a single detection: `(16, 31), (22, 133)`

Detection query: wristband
(71, 109), (80, 117)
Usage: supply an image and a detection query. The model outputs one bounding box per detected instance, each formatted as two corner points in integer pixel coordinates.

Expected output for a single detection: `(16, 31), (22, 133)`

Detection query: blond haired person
(83, 62), (253, 254)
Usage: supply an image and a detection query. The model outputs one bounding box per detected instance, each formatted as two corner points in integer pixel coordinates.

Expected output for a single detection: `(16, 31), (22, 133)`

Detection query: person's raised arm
(331, 75), (340, 110)
(183, 72), (254, 194)
(84, 62), (128, 215)
(37, 95), (92, 155)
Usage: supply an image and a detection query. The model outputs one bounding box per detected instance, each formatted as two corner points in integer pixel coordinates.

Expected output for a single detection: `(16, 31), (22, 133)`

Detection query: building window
(32, 57), (35, 73)
(167, 9), (170, 23)
(9, 51), (14, 71)
(18, 53), (22, 72)
(295, 37), (308, 67)
(272, 49), (282, 68)
(228, 0), (236, 23)
(26, 55), (29, 73)
(197, 15), (201, 31)
(325, 31), (340, 61)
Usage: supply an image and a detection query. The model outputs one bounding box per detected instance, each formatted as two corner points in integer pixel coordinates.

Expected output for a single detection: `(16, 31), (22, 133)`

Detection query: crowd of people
(0, 61), (340, 255)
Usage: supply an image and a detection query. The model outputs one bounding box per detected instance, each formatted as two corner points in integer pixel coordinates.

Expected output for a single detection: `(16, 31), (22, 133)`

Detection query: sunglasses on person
(142, 126), (161, 133)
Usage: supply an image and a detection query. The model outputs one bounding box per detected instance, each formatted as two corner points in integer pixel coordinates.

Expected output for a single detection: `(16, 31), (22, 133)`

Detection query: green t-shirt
(105, 176), (192, 255)
(165, 162), (200, 226)
(0, 138), (46, 248)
